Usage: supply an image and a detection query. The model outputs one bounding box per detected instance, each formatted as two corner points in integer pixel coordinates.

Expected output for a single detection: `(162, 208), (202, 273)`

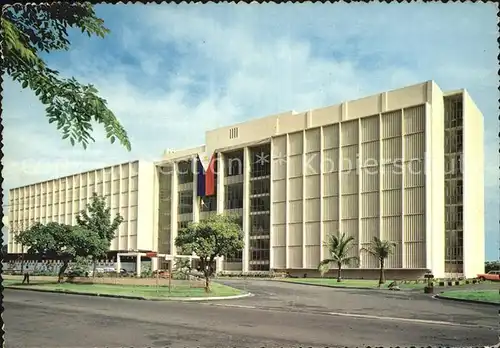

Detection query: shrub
(217, 271), (282, 278)
(438, 281), (445, 286)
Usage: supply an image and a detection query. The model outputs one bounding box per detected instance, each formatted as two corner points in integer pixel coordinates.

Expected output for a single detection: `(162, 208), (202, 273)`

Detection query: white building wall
(462, 90), (486, 277)
(7, 160), (155, 254)
(427, 83), (446, 278)
(136, 161), (156, 251)
(268, 81), (439, 274)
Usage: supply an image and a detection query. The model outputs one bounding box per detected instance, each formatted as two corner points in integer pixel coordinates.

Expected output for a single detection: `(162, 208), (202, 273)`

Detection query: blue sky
(2, 3), (499, 260)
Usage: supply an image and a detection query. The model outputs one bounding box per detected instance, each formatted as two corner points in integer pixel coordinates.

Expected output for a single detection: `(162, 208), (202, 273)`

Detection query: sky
(2, 3), (499, 260)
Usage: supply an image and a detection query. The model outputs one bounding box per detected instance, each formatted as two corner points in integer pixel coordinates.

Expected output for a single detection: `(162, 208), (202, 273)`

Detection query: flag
(196, 152), (216, 197)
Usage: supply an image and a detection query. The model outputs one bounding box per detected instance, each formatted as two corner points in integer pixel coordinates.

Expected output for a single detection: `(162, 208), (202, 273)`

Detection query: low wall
(3, 275), (205, 287)
(2, 260), (143, 274)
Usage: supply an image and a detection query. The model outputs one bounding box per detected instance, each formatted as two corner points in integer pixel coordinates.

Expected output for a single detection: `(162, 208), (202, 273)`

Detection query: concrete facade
(7, 160), (156, 254)
(6, 80), (485, 279)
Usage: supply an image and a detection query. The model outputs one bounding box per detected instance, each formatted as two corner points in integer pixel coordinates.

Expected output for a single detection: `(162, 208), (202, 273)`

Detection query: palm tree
(318, 233), (359, 282)
(361, 237), (396, 287)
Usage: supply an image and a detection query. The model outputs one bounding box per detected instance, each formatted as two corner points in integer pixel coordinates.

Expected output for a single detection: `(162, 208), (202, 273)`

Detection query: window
(444, 96), (463, 129)
(200, 196), (217, 212)
(250, 214), (270, 236)
(251, 179), (270, 196)
(177, 160), (193, 184)
(456, 132), (463, 152)
(250, 238), (270, 263)
(225, 151), (243, 177)
(251, 145), (271, 178)
(178, 191), (193, 214)
(250, 196), (270, 212)
(229, 127), (239, 139)
(457, 205), (463, 221)
(455, 154), (462, 175)
(250, 263), (270, 271)
(456, 179), (463, 197)
(225, 183), (243, 209)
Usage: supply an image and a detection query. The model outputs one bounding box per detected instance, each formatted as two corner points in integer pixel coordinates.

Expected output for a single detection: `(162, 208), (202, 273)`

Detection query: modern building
(7, 161), (156, 254)
(6, 80), (484, 279)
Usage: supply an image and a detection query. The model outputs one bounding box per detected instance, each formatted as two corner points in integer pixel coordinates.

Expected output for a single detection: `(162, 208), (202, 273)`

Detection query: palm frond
(343, 256), (360, 266)
(360, 247), (377, 257)
(318, 259), (333, 276)
(320, 232), (358, 269)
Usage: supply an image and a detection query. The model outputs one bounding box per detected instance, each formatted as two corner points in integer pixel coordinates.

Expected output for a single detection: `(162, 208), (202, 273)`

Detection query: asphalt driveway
(216, 278), (499, 328)
(3, 279), (499, 348)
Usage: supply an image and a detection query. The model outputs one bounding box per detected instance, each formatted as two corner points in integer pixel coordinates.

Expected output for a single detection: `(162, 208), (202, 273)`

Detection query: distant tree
(361, 237), (396, 287)
(76, 192), (124, 276)
(175, 214), (244, 292)
(485, 261), (500, 273)
(318, 233), (359, 282)
(15, 222), (106, 282)
(1, 3), (131, 150)
(10, 220), (32, 271)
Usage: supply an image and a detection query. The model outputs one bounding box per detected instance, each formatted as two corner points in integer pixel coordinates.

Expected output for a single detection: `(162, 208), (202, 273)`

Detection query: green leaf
(4, 3), (130, 152)
(110, 136), (115, 144)
(70, 138), (75, 146)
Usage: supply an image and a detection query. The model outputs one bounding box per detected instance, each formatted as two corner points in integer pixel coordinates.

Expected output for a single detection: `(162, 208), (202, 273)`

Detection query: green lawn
(3, 279), (244, 299)
(282, 278), (393, 288)
(439, 290), (500, 304)
(281, 278), (432, 290)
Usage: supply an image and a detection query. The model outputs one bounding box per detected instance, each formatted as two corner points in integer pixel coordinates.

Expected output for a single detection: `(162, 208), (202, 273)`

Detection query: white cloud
(3, 3), (498, 255)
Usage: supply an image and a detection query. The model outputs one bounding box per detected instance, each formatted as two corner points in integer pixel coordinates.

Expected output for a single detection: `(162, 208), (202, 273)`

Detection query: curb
(276, 280), (484, 292)
(5, 285), (253, 302)
(433, 294), (500, 307)
(216, 277), (274, 281)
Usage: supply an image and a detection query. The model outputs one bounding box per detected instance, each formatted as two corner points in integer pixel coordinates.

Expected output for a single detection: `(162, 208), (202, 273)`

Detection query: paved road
(4, 280), (499, 348)
(219, 279), (499, 327)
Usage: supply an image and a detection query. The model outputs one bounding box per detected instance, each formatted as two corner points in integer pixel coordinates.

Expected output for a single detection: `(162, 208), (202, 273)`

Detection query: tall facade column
(192, 157), (200, 223)
(216, 152), (226, 270)
(216, 152), (225, 215)
(242, 147), (251, 273)
(378, 113), (384, 265)
(268, 141), (275, 269)
(401, 109), (406, 269)
(357, 118), (362, 267)
(301, 130), (307, 268)
(136, 254), (141, 277)
(319, 127), (325, 263)
(285, 134), (290, 269)
(170, 163), (179, 256)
